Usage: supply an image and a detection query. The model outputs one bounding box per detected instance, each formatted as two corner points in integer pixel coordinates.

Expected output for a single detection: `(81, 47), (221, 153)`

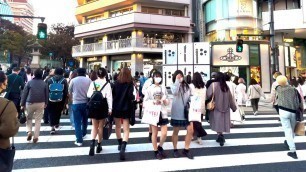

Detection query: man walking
(68, 68), (91, 146)
(6, 67), (25, 117)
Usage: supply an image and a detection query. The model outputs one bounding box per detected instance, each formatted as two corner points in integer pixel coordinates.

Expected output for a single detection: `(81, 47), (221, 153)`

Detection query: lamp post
(268, 0), (278, 73)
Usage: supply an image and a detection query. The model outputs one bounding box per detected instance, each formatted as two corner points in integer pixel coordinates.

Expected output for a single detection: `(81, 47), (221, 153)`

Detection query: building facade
(7, 0), (34, 33)
(73, 0), (193, 75)
(198, 0), (306, 92)
(0, 0), (13, 22)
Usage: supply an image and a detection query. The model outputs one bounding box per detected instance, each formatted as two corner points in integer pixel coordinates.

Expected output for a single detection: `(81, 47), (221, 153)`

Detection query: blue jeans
(68, 104), (74, 127)
(279, 109), (296, 152)
(72, 103), (88, 143)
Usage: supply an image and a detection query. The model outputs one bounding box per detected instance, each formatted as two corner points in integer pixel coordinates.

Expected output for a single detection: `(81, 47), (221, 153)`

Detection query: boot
(120, 141), (127, 160)
(96, 142), (102, 153)
(89, 139), (95, 156)
(139, 105), (143, 119)
(219, 134), (225, 147)
(117, 138), (122, 151)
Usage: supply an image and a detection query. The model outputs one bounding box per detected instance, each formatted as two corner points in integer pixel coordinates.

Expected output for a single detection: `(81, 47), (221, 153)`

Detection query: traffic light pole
(268, 0), (278, 73)
(0, 14), (45, 22)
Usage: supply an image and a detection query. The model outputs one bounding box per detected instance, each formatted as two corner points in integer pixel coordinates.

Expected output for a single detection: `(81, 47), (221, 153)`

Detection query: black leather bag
(19, 110), (27, 124)
(181, 92), (190, 120)
(0, 101), (16, 172)
(103, 116), (113, 140)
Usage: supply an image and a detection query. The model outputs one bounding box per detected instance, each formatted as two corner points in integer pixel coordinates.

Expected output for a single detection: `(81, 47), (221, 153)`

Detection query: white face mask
(154, 77), (162, 83)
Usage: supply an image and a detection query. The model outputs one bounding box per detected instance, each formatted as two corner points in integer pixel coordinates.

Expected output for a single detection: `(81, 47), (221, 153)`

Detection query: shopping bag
(188, 96), (202, 122)
(294, 121), (305, 136)
(230, 107), (243, 122)
(245, 100), (251, 107)
(141, 104), (162, 126)
(103, 116), (113, 140)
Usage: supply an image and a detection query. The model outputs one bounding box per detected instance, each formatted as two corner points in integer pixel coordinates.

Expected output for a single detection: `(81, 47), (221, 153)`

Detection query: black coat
(112, 81), (134, 119)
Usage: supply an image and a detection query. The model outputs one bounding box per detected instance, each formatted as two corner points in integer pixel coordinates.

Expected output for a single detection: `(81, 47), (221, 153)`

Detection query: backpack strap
(93, 82), (98, 91)
(99, 82), (108, 92)
(58, 78), (65, 84)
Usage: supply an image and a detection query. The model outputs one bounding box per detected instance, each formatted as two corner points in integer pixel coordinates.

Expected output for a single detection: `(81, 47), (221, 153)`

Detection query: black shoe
(158, 146), (167, 158)
(50, 128), (55, 135)
(173, 150), (180, 158)
(216, 135), (221, 143)
(96, 143), (102, 153)
(182, 149), (194, 159)
(120, 141), (127, 160)
(149, 133), (152, 142)
(219, 135), (225, 147)
(117, 138), (122, 151)
(89, 140), (95, 156)
(284, 140), (289, 150)
(44, 121), (49, 124)
(287, 152), (298, 159)
(155, 151), (163, 160)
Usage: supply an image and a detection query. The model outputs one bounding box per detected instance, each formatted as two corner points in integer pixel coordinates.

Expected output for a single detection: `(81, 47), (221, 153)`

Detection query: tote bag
(294, 122), (305, 136)
(141, 104), (162, 126)
(188, 96), (202, 122)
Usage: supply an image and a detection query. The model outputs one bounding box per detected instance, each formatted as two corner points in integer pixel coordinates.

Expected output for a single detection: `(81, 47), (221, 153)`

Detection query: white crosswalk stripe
(13, 113), (306, 171)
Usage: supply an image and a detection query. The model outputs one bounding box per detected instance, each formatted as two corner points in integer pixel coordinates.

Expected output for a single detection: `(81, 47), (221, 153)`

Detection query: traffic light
(37, 23), (47, 39)
(236, 39), (243, 52)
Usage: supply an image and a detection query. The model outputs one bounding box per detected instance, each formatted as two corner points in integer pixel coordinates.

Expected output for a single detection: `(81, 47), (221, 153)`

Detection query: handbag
(245, 100), (251, 107)
(103, 116), (113, 140)
(181, 92), (190, 119)
(19, 110), (27, 124)
(207, 83), (215, 111)
(0, 101), (16, 172)
(294, 121), (305, 136)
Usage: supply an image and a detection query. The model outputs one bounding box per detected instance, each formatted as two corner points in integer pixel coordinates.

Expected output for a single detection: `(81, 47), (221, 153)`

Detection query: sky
(30, 0), (78, 34)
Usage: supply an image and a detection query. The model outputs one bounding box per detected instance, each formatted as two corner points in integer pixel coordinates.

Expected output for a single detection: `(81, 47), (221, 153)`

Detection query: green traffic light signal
(37, 23), (47, 40)
(236, 39), (243, 52)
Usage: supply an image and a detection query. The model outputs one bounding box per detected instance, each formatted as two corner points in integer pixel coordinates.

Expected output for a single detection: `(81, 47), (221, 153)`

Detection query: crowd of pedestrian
(0, 64), (304, 172)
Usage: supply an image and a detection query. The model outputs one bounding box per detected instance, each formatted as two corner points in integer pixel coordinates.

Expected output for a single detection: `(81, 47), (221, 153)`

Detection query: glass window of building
(141, 7), (159, 14)
(110, 7), (133, 17)
(249, 44), (260, 66)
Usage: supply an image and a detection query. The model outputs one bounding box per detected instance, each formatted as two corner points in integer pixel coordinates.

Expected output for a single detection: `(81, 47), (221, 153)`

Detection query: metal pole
(268, 0), (277, 73)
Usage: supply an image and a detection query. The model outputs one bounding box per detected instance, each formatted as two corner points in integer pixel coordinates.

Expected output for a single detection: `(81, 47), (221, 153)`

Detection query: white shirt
(87, 78), (113, 112)
(236, 83), (247, 105)
(26, 74), (33, 82)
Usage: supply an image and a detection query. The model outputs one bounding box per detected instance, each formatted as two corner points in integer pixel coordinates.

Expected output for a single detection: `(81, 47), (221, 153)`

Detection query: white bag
(230, 107), (243, 122)
(141, 104), (162, 126)
(245, 100), (251, 107)
(188, 96), (202, 122)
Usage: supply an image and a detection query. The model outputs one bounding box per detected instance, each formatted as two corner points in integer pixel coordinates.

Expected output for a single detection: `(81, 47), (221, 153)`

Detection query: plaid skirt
(157, 118), (169, 126)
(170, 119), (190, 127)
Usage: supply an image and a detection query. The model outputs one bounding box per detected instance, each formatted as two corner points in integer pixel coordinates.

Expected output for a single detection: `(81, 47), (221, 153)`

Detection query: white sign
(212, 44), (249, 66)
(194, 42), (210, 64)
(194, 65), (210, 83)
(188, 96), (202, 122)
(163, 44), (177, 65)
(163, 66), (177, 87)
(141, 104), (162, 126)
(178, 43), (193, 64)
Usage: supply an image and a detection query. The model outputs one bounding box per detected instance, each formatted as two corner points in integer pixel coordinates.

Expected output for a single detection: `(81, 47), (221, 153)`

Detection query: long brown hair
(117, 67), (133, 83)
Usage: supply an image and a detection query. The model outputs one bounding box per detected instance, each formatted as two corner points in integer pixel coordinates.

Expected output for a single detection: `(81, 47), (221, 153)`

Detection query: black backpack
(87, 82), (109, 115)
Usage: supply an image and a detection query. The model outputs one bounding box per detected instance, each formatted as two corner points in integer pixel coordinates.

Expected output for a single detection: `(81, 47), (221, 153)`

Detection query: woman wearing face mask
(170, 70), (194, 159)
(144, 71), (169, 160)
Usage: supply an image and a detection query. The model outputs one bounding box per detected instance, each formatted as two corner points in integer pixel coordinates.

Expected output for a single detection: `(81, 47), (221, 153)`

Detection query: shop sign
(87, 57), (102, 62)
(212, 44), (249, 66)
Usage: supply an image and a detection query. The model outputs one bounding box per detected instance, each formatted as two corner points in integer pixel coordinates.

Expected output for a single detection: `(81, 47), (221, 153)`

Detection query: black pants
(273, 105), (279, 114)
(47, 102), (65, 127)
(251, 98), (260, 113)
(8, 93), (21, 118)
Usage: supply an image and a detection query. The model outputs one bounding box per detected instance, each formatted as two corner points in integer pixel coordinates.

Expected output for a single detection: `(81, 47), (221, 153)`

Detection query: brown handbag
(207, 83), (215, 111)
(294, 122), (305, 136)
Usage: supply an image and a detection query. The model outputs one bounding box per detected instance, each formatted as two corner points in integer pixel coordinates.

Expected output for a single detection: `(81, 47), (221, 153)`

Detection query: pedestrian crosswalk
(13, 112), (306, 172)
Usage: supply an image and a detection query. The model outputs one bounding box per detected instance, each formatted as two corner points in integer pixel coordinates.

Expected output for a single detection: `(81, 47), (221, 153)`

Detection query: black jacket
(112, 81), (134, 111)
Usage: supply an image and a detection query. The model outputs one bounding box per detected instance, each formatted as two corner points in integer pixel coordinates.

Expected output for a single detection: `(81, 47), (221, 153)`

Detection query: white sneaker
(197, 137), (203, 145)
(74, 141), (82, 147)
(254, 111), (258, 116)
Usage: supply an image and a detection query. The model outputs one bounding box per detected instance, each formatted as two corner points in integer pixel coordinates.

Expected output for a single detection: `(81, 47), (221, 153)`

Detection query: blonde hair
(238, 78), (245, 84)
(276, 75), (288, 86)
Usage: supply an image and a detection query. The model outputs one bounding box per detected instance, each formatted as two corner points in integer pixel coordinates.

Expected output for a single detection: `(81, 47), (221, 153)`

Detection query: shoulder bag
(181, 89), (190, 119)
(0, 101), (16, 172)
(207, 83), (215, 111)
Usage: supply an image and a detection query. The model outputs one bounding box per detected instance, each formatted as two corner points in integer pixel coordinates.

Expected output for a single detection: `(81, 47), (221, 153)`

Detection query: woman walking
(143, 71), (169, 159)
(87, 68), (112, 156)
(21, 69), (48, 143)
(170, 70), (194, 159)
(189, 72), (206, 145)
(276, 75), (303, 159)
(112, 67), (135, 160)
(248, 79), (266, 115)
(236, 78), (247, 106)
(206, 72), (237, 146)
